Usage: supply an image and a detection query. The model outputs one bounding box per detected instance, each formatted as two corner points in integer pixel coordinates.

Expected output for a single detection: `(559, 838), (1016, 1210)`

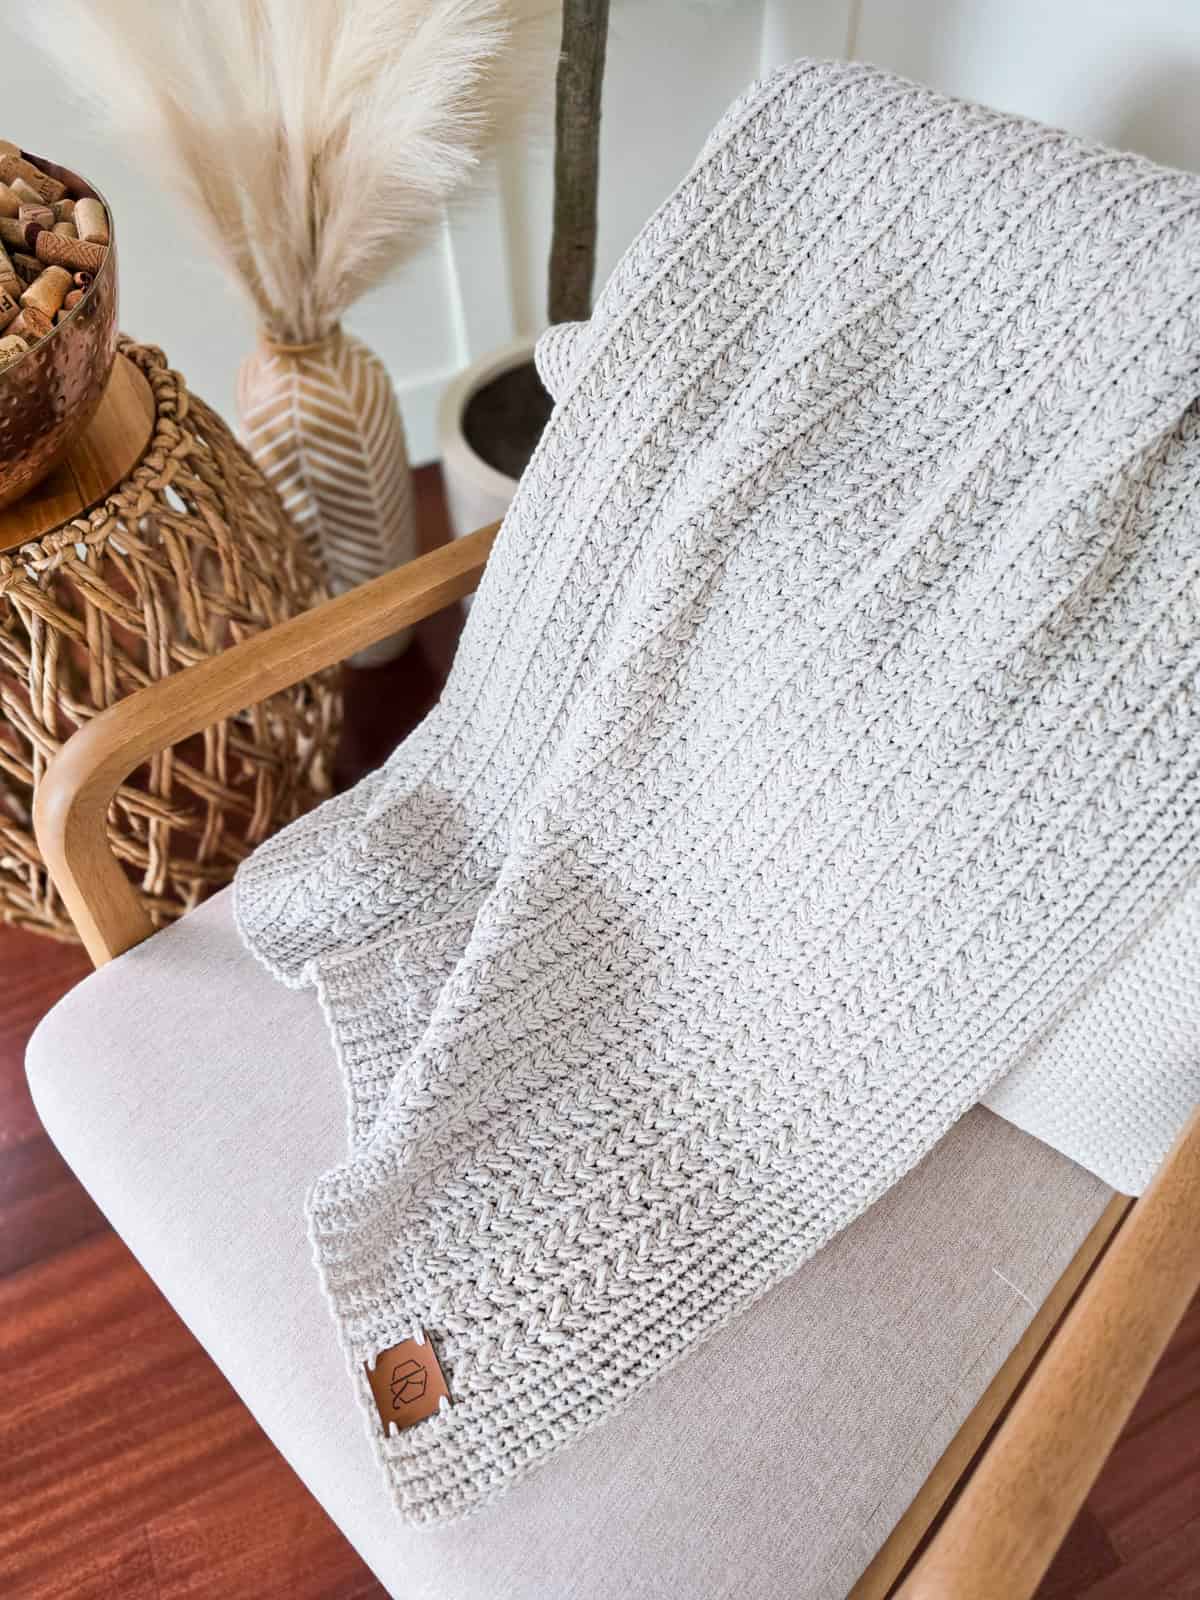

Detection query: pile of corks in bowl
(0, 141), (118, 510)
(0, 140), (110, 366)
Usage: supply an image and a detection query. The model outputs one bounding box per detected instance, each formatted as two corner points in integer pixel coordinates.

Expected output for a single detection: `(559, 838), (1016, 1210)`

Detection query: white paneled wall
(2, 3), (1198, 461)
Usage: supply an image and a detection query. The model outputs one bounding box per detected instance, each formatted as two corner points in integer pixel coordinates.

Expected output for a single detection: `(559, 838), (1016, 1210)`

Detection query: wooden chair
(30, 523), (1200, 1599)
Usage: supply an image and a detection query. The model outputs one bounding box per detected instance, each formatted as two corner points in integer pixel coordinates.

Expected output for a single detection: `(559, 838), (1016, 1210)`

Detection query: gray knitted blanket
(236, 59), (1200, 1523)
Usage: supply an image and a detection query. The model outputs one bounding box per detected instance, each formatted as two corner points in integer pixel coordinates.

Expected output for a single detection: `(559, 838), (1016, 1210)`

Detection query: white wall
(854, 0), (1200, 173)
(2, 1), (1199, 462)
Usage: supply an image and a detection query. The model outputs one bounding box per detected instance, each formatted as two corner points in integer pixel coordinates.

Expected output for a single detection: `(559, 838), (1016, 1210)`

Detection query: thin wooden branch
(547, 0), (610, 324)
(33, 524), (497, 966)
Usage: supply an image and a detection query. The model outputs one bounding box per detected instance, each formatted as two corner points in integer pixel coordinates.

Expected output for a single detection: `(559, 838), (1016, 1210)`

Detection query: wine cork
(0, 286), (19, 331)
(1, 219), (40, 252)
(0, 215), (30, 250)
(0, 332), (29, 369)
(34, 230), (106, 275)
(19, 202), (55, 230)
(21, 263), (72, 319)
(0, 240), (18, 294)
(11, 177), (43, 206)
(74, 196), (109, 245)
(61, 287), (84, 312)
(0, 182), (18, 220)
(53, 198), (76, 222)
(9, 305), (51, 340)
(72, 270), (93, 291)
(0, 153), (67, 205)
(12, 252), (40, 284)
(0, 141), (19, 159)
(52, 220), (79, 239)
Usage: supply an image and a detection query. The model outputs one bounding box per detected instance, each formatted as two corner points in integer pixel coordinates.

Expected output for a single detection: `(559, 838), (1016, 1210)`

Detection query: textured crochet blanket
(236, 59), (1200, 1523)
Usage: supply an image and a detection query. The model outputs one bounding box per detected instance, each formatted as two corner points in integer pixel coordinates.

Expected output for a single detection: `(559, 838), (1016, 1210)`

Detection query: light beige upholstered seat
(27, 888), (1113, 1600)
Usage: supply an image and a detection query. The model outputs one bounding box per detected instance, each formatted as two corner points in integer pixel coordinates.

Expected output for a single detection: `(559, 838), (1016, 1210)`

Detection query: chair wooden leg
(895, 1109), (1200, 1600)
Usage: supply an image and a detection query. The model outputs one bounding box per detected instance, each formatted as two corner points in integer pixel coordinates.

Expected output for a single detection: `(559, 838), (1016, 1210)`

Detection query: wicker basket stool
(0, 339), (340, 940)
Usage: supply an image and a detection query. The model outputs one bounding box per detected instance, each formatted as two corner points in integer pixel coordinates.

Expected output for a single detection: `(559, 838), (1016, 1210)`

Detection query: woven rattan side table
(0, 339), (340, 940)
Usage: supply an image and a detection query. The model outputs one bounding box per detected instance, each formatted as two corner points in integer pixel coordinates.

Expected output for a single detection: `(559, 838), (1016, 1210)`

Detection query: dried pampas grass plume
(33, 0), (553, 663)
(36, 0), (552, 341)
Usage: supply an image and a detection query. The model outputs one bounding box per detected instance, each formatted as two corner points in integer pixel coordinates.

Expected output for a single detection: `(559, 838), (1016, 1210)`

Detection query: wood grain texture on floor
(1, 467), (1196, 1598)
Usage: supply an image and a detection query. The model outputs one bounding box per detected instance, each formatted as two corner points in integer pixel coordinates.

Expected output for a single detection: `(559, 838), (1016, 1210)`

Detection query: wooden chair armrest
(897, 1105), (1200, 1600)
(33, 523), (498, 966)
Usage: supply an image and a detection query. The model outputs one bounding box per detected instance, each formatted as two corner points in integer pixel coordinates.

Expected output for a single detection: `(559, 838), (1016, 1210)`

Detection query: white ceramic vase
(238, 326), (417, 664)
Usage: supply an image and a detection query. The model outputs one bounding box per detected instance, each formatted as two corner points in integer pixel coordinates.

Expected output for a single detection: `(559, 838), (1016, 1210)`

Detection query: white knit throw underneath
(236, 59), (1200, 1523)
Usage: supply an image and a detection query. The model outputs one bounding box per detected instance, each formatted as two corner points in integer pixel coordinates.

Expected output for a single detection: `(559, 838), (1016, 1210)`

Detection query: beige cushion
(26, 889), (1112, 1600)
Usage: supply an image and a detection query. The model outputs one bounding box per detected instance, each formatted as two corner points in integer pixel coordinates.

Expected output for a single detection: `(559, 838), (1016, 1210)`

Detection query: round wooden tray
(0, 354), (155, 554)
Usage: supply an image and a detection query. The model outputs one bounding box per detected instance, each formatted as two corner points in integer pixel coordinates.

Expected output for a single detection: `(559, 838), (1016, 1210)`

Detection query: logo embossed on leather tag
(365, 1335), (451, 1432)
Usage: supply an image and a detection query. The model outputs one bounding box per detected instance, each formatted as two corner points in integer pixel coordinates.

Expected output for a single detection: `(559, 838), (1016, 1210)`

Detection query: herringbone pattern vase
(238, 328), (417, 664)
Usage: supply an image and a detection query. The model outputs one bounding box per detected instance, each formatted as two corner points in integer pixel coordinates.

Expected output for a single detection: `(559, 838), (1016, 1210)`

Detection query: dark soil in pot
(462, 360), (554, 481)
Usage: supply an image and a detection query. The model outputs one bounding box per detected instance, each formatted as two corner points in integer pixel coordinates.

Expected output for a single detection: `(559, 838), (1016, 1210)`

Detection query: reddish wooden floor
(1, 468), (1197, 1598)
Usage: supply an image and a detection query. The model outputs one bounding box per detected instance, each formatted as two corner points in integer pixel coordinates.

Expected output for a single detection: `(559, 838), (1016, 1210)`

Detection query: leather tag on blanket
(365, 1335), (451, 1432)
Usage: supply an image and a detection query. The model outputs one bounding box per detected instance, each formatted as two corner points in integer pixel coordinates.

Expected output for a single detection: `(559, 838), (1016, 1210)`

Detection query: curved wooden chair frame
(32, 522), (1200, 1600)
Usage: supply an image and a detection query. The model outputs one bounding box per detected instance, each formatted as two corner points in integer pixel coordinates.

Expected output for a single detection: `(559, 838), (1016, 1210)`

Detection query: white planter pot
(437, 337), (538, 540)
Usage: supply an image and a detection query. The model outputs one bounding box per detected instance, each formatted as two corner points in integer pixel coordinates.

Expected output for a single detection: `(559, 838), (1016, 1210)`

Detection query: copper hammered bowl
(0, 153), (118, 510)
